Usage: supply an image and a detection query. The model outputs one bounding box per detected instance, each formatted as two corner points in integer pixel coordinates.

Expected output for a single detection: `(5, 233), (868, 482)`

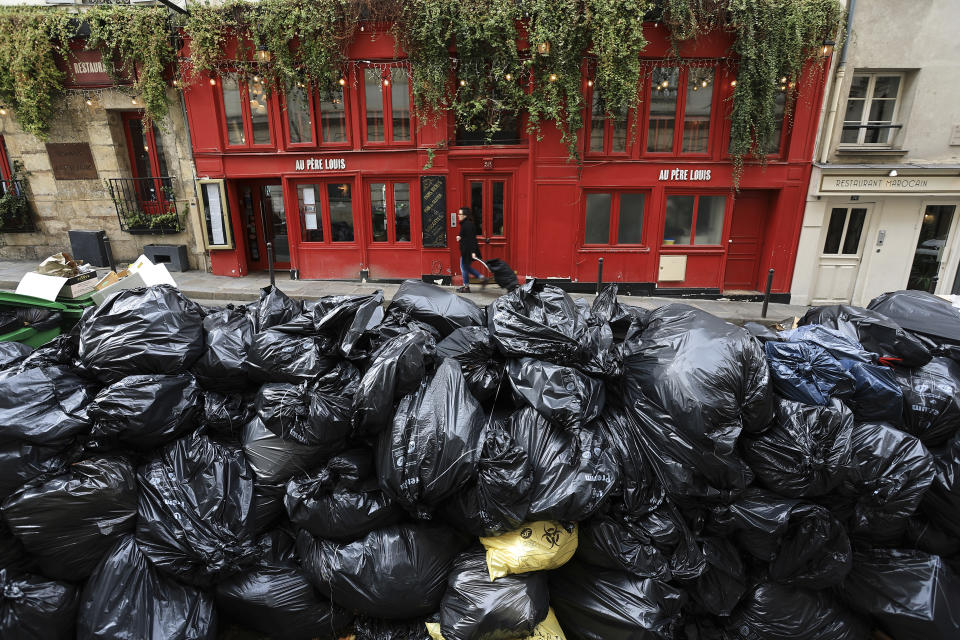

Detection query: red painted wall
(181, 23), (830, 294)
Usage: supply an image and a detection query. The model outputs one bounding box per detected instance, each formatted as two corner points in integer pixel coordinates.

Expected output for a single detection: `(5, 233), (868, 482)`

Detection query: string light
(0, 107), (6, 116)
(131, 97), (138, 105)
(209, 78), (217, 86)
(587, 79), (593, 87)
(383, 78), (390, 86)
(86, 97), (93, 106)
(702, 79), (708, 88)
(548, 73), (557, 82)
(459, 79), (466, 86)
(253, 75), (260, 83)
(505, 73), (513, 81)
(338, 78), (346, 86)
(730, 80), (737, 87)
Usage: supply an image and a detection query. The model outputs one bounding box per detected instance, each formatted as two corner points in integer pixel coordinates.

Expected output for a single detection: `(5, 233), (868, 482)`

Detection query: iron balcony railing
(0, 179), (35, 233)
(107, 176), (185, 234)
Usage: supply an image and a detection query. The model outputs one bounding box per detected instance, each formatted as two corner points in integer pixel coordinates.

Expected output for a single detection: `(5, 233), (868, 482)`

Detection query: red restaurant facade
(181, 26), (829, 297)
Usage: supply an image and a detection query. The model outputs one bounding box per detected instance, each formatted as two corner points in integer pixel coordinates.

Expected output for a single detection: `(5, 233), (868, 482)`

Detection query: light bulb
(505, 73), (512, 81)
(459, 79), (466, 87)
(338, 78), (346, 86)
(730, 80), (737, 87)
(86, 98), (93, 106)
(781, 77), (787, 83)
(131, 98), (138, 105)
(549, 73), (557, 82)
(662, 80), (669, 88)
(144, 145), (149, 151)
(253, 75), (260, 83)
(702, 80), (708, 88)
(172, 79), (180, 88)
(587, 79), (593, 87)
(383, 78), (390, 86)
(0, 108), (7, 116)
(209, 78), (217, 86)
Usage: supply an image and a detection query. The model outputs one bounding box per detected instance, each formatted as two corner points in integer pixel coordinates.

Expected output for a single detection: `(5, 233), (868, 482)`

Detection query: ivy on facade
(0, 0), (845, 179)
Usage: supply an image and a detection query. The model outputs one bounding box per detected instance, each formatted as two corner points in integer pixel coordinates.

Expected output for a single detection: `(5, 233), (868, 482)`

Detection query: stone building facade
(0, 86), (206, 270)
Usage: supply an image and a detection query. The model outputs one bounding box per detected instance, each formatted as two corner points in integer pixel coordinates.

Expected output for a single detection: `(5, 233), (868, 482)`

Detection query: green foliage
(85, 4), (177, 128)
(0, 161), (33, 232)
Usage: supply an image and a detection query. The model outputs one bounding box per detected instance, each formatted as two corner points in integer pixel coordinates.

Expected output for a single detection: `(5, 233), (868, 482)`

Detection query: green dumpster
(0, 292), (90, 347)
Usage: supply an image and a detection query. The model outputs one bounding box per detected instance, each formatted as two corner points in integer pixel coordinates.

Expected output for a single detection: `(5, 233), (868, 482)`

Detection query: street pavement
(0, 259), (809, 325)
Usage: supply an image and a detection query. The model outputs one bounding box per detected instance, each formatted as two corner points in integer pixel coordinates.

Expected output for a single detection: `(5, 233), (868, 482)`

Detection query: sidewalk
(0, 260), (809, 324)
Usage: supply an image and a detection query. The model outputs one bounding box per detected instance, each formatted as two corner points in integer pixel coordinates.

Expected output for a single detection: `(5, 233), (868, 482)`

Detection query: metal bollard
(102, 234), (116, 272)
(596, 257), (604, 295)
(761, 268), (775, 319)
(266, 242), (275, 287)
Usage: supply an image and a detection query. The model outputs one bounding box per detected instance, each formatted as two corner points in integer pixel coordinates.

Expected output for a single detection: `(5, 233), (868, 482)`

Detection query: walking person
(455, 207), (487, 293)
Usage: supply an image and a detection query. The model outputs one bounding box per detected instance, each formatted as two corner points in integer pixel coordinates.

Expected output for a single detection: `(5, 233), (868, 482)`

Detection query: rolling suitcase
(479, 258), (519, 291)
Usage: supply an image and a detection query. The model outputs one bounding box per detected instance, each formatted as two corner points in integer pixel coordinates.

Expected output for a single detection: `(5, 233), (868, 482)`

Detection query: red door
(723, 191), (770, 291)
(235, 181), (291, 271)
(121, 112), (173, 218)
(462, 175), (512, 282)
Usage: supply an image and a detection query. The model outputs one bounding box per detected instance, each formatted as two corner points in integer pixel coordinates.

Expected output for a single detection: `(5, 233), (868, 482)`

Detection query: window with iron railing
(841, 72), (904, 147)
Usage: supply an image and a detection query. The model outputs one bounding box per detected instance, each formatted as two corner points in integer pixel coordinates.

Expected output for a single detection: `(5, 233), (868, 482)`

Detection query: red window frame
(120, 112), (175, 217)
(293, 180), (358, 245)
(365, 178), (417, 246)
(360, 65), (414, 147)
(661, 192), (730, 247)
(641, 65), (719, 158)
(584, 79), (634, 157)
(281, 81), (351, 149)
(0, 136), (12, 183)
(217, 75), (276, 150)
(581, 190), (649, 247)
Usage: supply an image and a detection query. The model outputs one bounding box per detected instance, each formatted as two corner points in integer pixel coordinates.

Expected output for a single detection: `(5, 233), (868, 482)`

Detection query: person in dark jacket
(456, 207), (487, 292)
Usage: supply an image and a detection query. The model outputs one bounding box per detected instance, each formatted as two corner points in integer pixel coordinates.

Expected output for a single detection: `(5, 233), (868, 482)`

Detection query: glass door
(464, 175), (511, 277)
(236, 181), (290, 271)
(908, 204), (956, 292)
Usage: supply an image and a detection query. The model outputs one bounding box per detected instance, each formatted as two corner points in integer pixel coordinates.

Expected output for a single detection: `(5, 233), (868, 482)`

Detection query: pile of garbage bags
(1, 280), (959, 640)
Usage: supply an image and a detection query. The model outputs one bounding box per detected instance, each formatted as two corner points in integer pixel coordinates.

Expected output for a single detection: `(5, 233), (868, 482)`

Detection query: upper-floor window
(648, 66), (715, 155)
(362, 67), (412, 145)
(285, 81), (348, 147)
(221, 76), (272, 147)
(586, 85), (629, 155)
(841, 73), (903, 146)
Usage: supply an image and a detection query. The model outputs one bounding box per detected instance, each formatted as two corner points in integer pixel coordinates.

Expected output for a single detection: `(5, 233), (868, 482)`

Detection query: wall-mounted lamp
(536, 41), (551, 56)
(821, 39), (836, 57)
(888, 169), (898, 177)
(255, 48), (272, 63)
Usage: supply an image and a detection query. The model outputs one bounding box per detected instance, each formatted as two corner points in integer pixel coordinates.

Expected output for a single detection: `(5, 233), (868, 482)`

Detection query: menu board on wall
(420, 175), (447, 248)
(196, 179), (234, 250)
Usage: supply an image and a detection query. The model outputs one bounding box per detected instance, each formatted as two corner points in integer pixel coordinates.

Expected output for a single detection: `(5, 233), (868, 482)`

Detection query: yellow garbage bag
(426, 608), (566, 640)
(479, 521), (577, 580)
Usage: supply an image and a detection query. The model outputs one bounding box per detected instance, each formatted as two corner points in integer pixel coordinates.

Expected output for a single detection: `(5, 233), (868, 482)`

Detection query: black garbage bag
(765, 340), (856, 406)
(378, 359), (486, 518)
(386, 280), (485, 338)
(743, 321), (779, 343)
(297, 523), (467, 619)
(507, 358), (605, 432)
(508, 406), (619, 522)
(2, 455), (137, 581)
(800, 304), (932, 367)
(12, 332), (82, 374)
(577, 507), (705, 583)
(312, 291), (385, 358)
(191, 306), (255, 392)
(77, 535), (216, 640)
(439, 549), (549, 640)
(242, 415), (325, 484)
(216, 531), (353, 640)
(843, 548), (960, 640)
(78, 285), (205, 383)
(550, 560), (685, 640)
(894, 357), (960, 446)
(488, 280), (585, 365)
(868, 289), (960, 352)
(623, 304), (773, 448)
(0, 569), (78, 640)
(0, 519), (32, 574)
(904, 516), (960, 563)
(249, 284), (302, 332)
(590, 284), (648, 342)
(922, 431), (960, 537)
(201, 391), (254, 439)
(441, 423), (534, 537)
(625, 394), (754, 503)
(86, 373), (201, 450)
(352, 616), (433, 640)
(285, 449), (403, 541)
(136, 431), (257, 587)
(247, 325), (335, 384)
(0, 365), (92, 447)
(0, 440), (79, 502)
(354, 330), (435, 437)
(724, 582), (869, 640)
(831, 422), (936, 544)
(0, 341), (31, 371)
(435, 326), (505, 402)
(708, 488), (852, 589)
(249, 478), (286, 535)
(681, 536), (746, 617)
(741, 398), (854, 497)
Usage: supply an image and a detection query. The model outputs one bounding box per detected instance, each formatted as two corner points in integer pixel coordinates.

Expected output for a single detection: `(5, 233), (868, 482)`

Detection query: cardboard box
(58, 271), (99, 299)
(90, 270), (147, 305)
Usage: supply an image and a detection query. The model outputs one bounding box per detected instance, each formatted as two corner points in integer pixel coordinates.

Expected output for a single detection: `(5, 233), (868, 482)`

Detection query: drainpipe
(819, 0), (856, 164)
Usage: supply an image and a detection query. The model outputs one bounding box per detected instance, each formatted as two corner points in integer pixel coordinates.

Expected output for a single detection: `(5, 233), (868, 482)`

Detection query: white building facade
(791, 0), (960, 306)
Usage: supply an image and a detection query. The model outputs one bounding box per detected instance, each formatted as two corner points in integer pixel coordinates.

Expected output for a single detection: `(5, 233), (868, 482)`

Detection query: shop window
(297, 182), (355, 243)
(369, 180), (412, 244)
(583, 191), (646, 245)
(647, 66), (715, 155)
(822, 207), (867, 255)
(220, 76), (272, 147)
(908, 205), (956, 292)
(586, 85), (629, 155)
(841, 73), (903, 146)
(285, 82), (348, 146)
(663, 194), (725, 245)
(362, 67), (412, 145)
